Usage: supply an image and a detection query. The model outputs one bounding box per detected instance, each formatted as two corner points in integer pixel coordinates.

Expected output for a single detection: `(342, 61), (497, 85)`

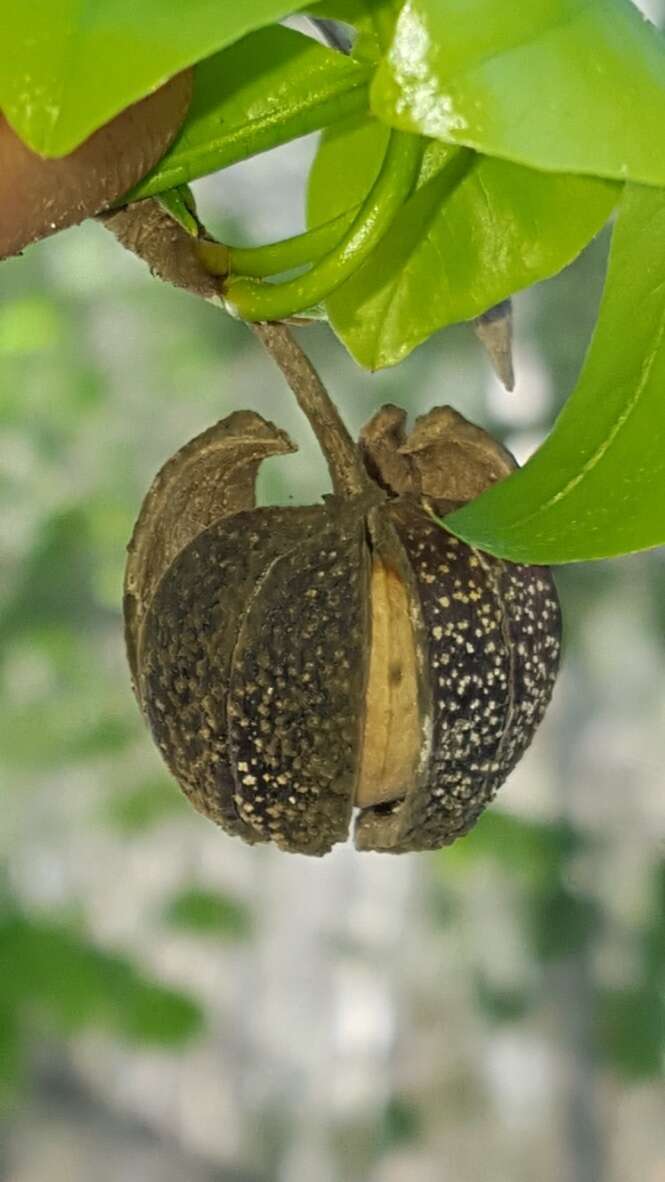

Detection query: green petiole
(223, 130), (423, 323)
(196, 204), (360, 280)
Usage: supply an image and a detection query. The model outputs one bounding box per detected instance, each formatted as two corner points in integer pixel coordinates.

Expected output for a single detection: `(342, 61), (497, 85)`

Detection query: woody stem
(250, 321), (371, 498)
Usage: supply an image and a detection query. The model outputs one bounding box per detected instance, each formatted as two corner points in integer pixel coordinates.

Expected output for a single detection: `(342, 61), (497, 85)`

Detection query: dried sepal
(397, 405), (517, 507)
(359, 404), (417, 497)
(124, 412), (295, 700)
(360, 404), (516, 511)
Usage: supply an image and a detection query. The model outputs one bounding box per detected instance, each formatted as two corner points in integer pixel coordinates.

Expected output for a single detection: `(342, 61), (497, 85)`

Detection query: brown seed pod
(125, 333), (560, 856)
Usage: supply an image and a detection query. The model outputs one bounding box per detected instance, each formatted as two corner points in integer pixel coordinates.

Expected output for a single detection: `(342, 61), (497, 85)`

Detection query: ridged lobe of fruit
(354, 502), (561, 852)
(138, 505), (326, 842)
(227, 503), (370, 855)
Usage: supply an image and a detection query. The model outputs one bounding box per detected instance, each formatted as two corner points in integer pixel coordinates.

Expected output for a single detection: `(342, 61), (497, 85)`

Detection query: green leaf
(0, 297), (62, 356)
(377, 1096), (422, 1152)
(128, 25), (371, 202)
(474, 977), (532, 1024)
(527, 884), (598, 961)
(164, 888), (252, 939)
(0, 1005), (22, 1102)
(643, 861), (665, 983)
(105, 778), (188, 835)
(1, 1), (313, 156)
(309, 115), (390, 220)
(0, 509), (97, 643)
(307, 115), (616, 369)
(599, 986), (665, 1079)
(120, 982), (202, 1045)
(446, 184), (665, 563)
(0, 913), (203, 1045)
(371, 0), (665, 185)
(437, 809), (582, 889)
(310, 0), (399, 60)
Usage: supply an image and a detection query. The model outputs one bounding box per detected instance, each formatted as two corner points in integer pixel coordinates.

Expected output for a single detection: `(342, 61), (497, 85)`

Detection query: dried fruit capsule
(125, 371), (561, 856)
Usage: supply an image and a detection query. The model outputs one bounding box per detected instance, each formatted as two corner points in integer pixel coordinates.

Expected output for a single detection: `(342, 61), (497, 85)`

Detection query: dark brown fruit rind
(127, 407), (561, 855)
(139, 505), (328, 844)
(354, 502), (561, 851)
(228, 504), (370, 854)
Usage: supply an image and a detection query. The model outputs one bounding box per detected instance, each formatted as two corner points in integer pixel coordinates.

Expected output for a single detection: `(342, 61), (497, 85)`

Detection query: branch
(250, 322), (369, 497)
(99, 198), (221, 302)
(101, 198), (369, 497)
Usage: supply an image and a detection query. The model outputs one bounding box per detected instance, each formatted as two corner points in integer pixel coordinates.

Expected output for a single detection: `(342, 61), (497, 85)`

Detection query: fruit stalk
(251, 321), (371, 498)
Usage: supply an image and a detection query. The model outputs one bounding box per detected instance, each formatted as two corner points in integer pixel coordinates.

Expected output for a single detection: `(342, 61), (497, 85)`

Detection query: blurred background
(1, 5), (664, 1178)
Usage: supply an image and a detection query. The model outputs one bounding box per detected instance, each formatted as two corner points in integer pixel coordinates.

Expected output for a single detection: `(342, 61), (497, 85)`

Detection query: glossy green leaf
(446, 184), (665, 563)
(307, 115), (616, 369)
(371, 0), (665, 184)
(1, 0), (312, 156)
(310, 0), (399, 59)
(311, 0), (396, 30)
(128, 26), (371, 202)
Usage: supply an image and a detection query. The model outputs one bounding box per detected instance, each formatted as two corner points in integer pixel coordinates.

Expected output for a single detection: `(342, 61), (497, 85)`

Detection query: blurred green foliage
(104, 776), (188, 834)
(377, 1095), (421, 1153)
(435, 813), (665, 1081)
(598, 859), (665, 1080)
(0, 908), (203, 1103)
(163, 888), (253, 938)
(0, 237), (259, 1109)
(440, 809), (584, 889)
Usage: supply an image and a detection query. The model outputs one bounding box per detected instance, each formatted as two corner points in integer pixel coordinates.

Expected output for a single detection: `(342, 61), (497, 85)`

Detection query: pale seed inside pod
(356, 559), (421, 809)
